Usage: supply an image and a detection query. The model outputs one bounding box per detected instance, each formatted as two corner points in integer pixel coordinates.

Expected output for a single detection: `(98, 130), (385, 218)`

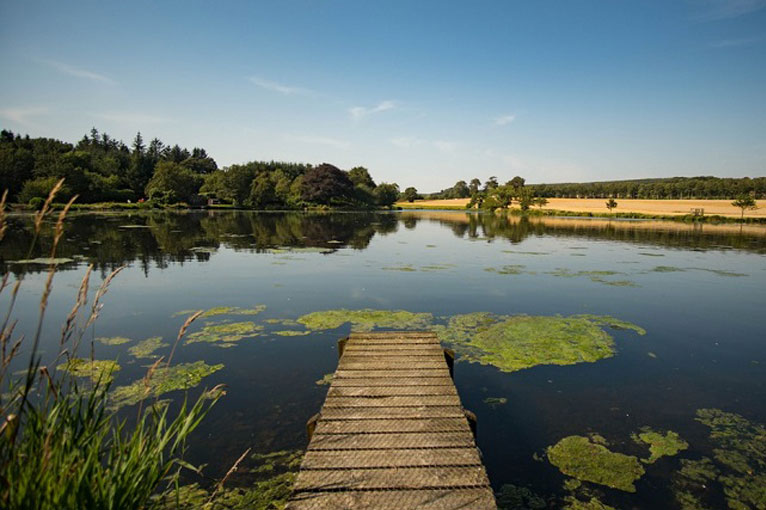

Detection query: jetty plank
(286, 331), (496, 510)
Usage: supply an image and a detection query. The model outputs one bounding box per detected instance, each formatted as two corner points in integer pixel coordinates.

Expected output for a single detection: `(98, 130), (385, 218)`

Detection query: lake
(2, 210), (765, 509)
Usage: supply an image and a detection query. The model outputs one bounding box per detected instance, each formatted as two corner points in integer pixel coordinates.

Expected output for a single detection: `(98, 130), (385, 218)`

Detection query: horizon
(1, 1), (765, 190)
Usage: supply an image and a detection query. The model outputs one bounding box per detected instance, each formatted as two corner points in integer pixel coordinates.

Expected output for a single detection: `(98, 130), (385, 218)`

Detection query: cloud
(390, 136), (458, 153)
(691, 0), (766, 21)
(494, 114), (516, 126)
(91, 112), (171, 124)
(40, 59), (115, 84)
(349, 100), (396, 119)
(390, 136), (424, 148)
(708, 35), (761, 47)
(0, 106), (49, 126)
(249, 76), (313, 96)
(288, 134), (350, 150)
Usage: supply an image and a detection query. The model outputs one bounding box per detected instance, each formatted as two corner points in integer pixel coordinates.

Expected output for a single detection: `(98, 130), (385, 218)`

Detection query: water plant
(109, 361), (224, 410)
(174, 305), (266, 318)
(631, 427), (688, 463)
(315, 373), (334, 386)
(56, 358), (120, 383)
(436, 313), (645, 373)
(297, 309), (433, 332)
(483, 397), (508, 408)
(97, 336), (132, 345)
(185, 321), (263, 347)
(495, 484), (547, 509)
(128, 336), (169, 359)
(547, 435), (645, 492)
(273, 330), (310, 337)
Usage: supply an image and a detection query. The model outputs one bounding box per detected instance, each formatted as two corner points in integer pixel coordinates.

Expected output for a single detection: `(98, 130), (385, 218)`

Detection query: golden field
(397, 198), (766, 218)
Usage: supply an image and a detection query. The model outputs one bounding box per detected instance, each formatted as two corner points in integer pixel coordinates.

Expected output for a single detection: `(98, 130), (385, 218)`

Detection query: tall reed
(0, 182), (222, 510)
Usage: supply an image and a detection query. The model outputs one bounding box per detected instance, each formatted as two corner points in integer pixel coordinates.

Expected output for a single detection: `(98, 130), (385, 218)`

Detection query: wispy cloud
(39, 59), (115, 84)
(288, 134), (350, 150)
(0, 106), (49, 126)
(249, 76), (314, 96)
(390, 136), (458, 153)
(349, 100), (396, 119)
(494, 114), (516, 126)
(692, 0), (766, 21)
(91, 112), (171, 124)
(708, 35), (761, 47)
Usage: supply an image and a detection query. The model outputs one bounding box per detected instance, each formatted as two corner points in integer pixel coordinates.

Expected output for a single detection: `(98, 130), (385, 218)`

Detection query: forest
(427, 176), (766, 201)
(0, 129), (400, 209)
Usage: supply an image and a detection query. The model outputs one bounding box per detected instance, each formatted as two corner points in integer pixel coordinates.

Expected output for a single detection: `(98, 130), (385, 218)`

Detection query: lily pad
(547, 435), (645, 492)
(109, 361), (223, 410)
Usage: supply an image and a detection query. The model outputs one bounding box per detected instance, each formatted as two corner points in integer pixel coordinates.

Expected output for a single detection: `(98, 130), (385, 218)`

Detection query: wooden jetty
(286, 331), (497, 510)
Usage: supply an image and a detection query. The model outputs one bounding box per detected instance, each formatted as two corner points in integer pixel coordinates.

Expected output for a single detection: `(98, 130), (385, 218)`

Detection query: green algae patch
(96, 336), (132, 346)
(669, 408), (766, 510)
(483, 397), (508, 408)
(297, 309), (434, 332)
(547, 269), (637, 287)
(57, 358), (120, 383)
(109, 361), (223, 410)
(273, 330), (310, 337)
(495, 484), (547, 509)
(632, 428), (688, 463)
(186, 321), (263, 347)
(547, 435), (645, 492)
(251, 449), (303, 474)
(562, 496), (616, 510)
(173, 305), (266, 318)
(485, 265), (528, 275)
(435, 312), (644, 373)
(315, 373), (334, 386)
(651, 266), (686, 273)
(128, 336), (168, 359)
(382, 265), (417, 272)
(696, 268), (748, 278)
(264, 318), (299, 326)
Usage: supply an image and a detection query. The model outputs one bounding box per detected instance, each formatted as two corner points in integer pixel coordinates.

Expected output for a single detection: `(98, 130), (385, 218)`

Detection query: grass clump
(185, 321), (263, 347)
(109, 361), (224, 410)
(128, 336), (168, 359)
(297, 309), (433, 332)
(96, 336), (132, 345)
(56, 358), (120, 383)
(632, 428), (688, 463)
(547, 435), (645, 492)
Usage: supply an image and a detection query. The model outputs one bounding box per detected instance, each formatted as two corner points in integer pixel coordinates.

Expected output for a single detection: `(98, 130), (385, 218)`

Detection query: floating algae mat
(435, 313), (645, 372)
(547, 435), (645, 492)
(96, 336), (132, 345)
(173, 305), (266, 318)
(128, 336), (168, 359)
(157, 449), (302, 510)
(671, 408), (766, 510)
(632, 427), (688, 464)
(185, 321), (263, 347)
(273, 330), (311, 336)
(297, 309), (433, 332)
(57, 358), (120, 383)
(109, 361), (223, 410)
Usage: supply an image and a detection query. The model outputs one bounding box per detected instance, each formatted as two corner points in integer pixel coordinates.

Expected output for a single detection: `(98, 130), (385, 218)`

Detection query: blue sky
(1, 0), (764, 190)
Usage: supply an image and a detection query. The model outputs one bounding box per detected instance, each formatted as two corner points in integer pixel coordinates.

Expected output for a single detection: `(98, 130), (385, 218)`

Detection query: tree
(452, 180), (470, 198)
(248, 173), (276, 209)
(732, 194), (757, 221)
(509, 176), (525, 189)
(374, 183), (400, 207)
(534, 197), (548, 210)
(348, 166), (376, 189)
(483, 176), (499, 191)
(301, 163), (355, 205)
(518, 188), (534, 211)
(469, 178), (481, 195)
(606, 198), (618, 212)
(402, 187), (419, 202)
(144, 161), (202, 204)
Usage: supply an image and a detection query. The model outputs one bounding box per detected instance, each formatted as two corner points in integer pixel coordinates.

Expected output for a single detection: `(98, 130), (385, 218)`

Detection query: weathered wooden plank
(286, 489), (496, 510)
(293, 466), (490, 491)
(308, 431), (476, 450)
(330, 376), (455, 387)
(323, 395), (462, 408)
(334, 369), (450, 378)
(301, 447), (483, 469)
(327, 386), (458, 397)
(343, 344), (444, 352)
(313, 417), (471, 435)
(319, 406), (466, 420)
(338, 361), (448, 370)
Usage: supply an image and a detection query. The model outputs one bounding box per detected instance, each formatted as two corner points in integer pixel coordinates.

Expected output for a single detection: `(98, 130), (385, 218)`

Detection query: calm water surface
(2, 211), (765, 509)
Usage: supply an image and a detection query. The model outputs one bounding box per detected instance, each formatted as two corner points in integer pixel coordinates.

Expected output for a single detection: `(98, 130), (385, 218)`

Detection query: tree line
(0, 129), (400, 209)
